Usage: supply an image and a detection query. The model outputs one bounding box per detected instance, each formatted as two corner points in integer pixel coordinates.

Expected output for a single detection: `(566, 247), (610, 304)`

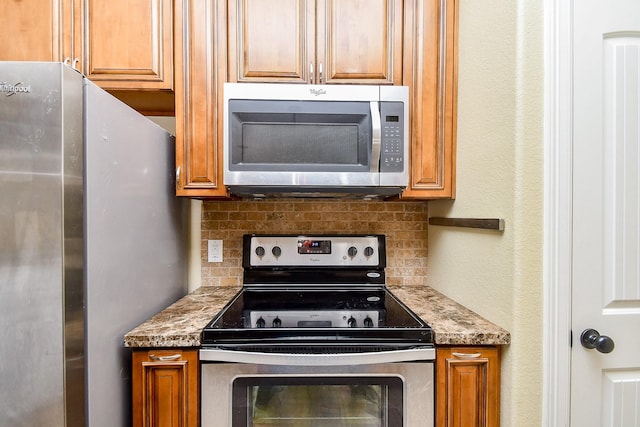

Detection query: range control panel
(244, 234), (385, 268)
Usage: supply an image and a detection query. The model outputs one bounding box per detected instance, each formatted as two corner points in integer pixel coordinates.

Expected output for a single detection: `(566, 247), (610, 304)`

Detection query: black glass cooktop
(200, 287), (434, 350)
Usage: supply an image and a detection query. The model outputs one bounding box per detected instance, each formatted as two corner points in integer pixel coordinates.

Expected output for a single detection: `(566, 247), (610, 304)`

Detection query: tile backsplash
(201, 200), (428, 287)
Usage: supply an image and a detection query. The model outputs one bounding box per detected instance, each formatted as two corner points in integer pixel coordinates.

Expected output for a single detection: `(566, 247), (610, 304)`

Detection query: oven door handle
(199, 347), (435, 365)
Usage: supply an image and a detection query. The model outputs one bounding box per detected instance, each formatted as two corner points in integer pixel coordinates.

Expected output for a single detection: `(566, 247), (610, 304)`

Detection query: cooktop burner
(200, 235), (434, 352)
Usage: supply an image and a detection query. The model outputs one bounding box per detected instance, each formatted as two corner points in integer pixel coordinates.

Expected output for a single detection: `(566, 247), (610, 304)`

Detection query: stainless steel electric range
(200, 234), (435, 427)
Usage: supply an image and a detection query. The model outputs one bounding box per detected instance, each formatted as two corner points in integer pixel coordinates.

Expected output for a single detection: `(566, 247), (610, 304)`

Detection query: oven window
(232, 376), (402, 427)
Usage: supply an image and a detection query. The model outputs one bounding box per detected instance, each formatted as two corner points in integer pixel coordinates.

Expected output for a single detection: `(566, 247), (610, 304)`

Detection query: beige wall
(427, 1), (543, 426)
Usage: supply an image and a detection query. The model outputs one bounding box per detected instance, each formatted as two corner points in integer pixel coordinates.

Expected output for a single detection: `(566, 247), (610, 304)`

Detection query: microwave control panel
(379, 101), (405, 172)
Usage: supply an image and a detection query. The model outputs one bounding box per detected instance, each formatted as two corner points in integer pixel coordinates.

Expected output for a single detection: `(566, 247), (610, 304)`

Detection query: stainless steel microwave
(223, 83), (409, 199)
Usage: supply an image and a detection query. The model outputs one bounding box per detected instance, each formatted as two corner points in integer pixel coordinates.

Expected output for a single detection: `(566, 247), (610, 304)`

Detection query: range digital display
(298, 239), (331, 254)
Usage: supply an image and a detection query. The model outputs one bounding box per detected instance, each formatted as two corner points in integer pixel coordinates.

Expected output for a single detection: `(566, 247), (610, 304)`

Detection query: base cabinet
(130, 345), (499, 426)
(132, 349), (199, 427)
(436, 346), (501, 427)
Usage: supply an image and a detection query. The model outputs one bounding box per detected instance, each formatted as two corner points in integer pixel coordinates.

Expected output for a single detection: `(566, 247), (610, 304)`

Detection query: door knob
(580, 328), (615, 353)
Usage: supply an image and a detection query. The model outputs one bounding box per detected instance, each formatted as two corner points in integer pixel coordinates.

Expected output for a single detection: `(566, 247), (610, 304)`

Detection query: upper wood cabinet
(174, 0), (405, 196)
(401, 0), (457, 199)
(174, 0), (228, 197)
(0, 0), (81, 64)
(0, 0), (175, 115)
(87, 0), (176, 115)
(227, 0), (403, 85)
(174, 0), (458, 199)
(84, 0), (174, 91)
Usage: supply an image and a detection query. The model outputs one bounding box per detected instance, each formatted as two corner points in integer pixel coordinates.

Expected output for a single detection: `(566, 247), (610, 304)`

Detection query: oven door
(200, 349), (434, 427)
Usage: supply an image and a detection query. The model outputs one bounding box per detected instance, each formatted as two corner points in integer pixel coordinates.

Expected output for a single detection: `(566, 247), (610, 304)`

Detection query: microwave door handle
(370, 101), (381, 173)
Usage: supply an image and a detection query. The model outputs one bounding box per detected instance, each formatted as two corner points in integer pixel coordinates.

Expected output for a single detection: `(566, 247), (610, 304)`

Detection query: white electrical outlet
(208, 240), (223, 262)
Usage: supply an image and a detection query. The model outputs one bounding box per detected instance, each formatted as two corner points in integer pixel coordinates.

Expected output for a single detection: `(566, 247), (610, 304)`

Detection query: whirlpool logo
(309, 88), (327, 96)
(1, 82), (31, 96)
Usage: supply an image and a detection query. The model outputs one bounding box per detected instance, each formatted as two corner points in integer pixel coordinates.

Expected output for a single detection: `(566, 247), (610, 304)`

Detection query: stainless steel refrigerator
(0, 62), (189, 427)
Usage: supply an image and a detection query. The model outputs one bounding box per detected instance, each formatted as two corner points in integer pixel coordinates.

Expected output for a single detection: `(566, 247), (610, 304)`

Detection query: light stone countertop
(124, 285), (510, 348)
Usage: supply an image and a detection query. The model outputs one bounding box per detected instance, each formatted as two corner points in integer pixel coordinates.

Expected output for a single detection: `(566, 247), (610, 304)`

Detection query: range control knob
(364, 246), (374, 257)
(348, 317), (357, 328)
(255, 246), (266, 257)
(347, 246), (358, 258)
(272, 317), (282, 328)
(272, 246), (282, 257)
(364, 317), (374, 328)
(256, 317), (266, 328)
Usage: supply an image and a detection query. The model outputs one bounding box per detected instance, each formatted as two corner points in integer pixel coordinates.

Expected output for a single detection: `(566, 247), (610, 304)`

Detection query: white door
(571, 0), (640, 425)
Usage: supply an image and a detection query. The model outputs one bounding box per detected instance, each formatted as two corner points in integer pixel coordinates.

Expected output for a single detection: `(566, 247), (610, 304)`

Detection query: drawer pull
(452, 352), (482, 359)
(149, 353), (181, 361)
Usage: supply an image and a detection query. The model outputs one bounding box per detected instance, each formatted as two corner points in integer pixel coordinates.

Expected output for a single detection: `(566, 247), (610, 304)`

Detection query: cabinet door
(401, 0), (457, 199)
(132, 349), (199, 427)
(0, 0), (81, 64)
(436, 346), (501, 427)
(174, 0), (228, 196)
(227, 0), (401, 85)
(84, 0), (174, 91)
(317, 0), (403, 85)
(228, 0), (314, 83)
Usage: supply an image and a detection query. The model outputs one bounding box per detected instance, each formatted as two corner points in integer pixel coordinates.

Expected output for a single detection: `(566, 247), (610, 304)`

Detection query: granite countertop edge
(124, 285), (511, 348)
